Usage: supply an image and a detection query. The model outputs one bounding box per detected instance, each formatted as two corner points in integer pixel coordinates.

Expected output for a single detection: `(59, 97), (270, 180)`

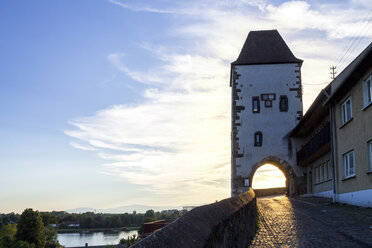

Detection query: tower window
(265, 100), (272, 108)
(252, 97), (260, 113)
(279, 95), (288, 112)
(254, 131), (262, 146)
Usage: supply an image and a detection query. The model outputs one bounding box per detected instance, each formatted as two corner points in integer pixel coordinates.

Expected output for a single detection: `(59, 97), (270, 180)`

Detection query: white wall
(337, 189), (372, 207)
(234, 63), (303, 180)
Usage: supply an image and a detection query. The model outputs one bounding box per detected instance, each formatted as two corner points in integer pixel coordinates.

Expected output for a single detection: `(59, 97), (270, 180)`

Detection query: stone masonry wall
(130, 189), (257, 248)
(254, 187), (287, 197)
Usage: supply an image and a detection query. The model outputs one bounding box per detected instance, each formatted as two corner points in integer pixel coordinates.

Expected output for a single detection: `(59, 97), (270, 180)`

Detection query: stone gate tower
(230, 30), (304, 196)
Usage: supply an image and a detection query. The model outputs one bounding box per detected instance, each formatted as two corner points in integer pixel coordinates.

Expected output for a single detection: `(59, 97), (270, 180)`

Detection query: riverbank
(57, 226), (140, 233)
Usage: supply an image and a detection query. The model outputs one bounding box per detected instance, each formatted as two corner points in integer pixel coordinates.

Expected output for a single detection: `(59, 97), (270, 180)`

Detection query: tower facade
(230, 30), (304, 196)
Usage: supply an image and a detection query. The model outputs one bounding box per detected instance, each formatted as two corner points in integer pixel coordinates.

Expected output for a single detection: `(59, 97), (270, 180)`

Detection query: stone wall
(130, 189), (257, 248)
(254, 187), (287, 197)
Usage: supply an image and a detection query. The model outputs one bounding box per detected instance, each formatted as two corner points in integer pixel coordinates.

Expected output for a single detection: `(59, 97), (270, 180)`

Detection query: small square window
(265, 100), (272, 108)
(343, 150), (355, 177)
(341, 97), (352, 125)
(261, 93), (276, 101)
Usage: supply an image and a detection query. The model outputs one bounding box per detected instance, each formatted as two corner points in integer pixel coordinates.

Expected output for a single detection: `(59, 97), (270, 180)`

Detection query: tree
(15, 208), (46, 248)
(44, 226), (62, 248)
(40, 213), (59, 226)
(119, 234), (140, 246)
(0, 236), (35, 248)
(144, 210), (155, 220)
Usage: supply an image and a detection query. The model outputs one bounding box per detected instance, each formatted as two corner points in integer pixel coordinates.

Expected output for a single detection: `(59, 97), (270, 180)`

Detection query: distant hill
(66, 204), (183, 214)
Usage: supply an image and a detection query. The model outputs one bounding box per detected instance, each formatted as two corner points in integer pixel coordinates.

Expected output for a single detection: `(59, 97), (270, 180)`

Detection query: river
(58, 230), (138, 247)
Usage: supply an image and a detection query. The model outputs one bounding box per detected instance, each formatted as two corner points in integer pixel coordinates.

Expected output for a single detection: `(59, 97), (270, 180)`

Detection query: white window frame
(368, 140), (372, 171)
(341, 96), (352, 125)
(363, 74), (372, 108)
(343, 150), (355, 178)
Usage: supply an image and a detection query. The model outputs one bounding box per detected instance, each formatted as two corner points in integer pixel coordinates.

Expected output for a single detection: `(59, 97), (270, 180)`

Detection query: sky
(0, 0), (371, 213)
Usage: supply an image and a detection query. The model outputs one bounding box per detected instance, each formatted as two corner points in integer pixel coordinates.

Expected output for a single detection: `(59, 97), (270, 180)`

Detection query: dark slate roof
(232, 30), (302, 65)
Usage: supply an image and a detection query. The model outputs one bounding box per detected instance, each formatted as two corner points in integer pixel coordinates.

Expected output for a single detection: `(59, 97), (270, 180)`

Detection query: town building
(230, 30), (305, 196)
(231, 29), (372, 207)
(288, 84), (333, 198)
(326, 42), (372, 206)
(290, 41), (372, 207)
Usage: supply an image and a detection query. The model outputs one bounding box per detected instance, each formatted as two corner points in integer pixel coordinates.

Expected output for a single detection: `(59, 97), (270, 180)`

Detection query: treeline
(0, 208), (62, 248)
(0, 213), (19, 228)
(1, 209), (181, 229)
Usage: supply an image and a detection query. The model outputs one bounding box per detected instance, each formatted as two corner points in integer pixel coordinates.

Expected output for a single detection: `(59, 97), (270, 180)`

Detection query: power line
(335, 9), (372, 68)
(303, 82), (329, 86)
(337, 21), (372, 69)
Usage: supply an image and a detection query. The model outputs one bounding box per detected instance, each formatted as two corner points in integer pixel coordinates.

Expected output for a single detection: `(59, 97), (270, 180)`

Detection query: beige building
(289, 84), (333, 198)
(326, 42), (372, 207)
(290, 42), (372, 207)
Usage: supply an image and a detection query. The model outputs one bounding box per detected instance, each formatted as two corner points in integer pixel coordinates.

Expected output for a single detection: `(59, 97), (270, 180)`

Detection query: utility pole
(330, 66), (337, 80)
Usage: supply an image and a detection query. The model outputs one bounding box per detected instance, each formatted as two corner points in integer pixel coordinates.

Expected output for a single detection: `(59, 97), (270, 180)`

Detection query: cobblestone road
(250, 195), (372, 248)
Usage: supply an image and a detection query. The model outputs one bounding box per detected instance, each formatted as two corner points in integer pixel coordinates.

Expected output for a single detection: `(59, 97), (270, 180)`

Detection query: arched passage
(252, 164), (286, 189)
(248, 156), (297, 195)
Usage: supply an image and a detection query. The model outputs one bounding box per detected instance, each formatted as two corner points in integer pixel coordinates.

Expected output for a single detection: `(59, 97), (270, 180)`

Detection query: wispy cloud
(70, 142), (97, 151)
(108, 0), (175, 14)
(66, 0), (372, 205)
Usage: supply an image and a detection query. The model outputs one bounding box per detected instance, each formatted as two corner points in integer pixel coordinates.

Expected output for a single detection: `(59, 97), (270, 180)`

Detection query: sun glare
(252, 164), (286, 189)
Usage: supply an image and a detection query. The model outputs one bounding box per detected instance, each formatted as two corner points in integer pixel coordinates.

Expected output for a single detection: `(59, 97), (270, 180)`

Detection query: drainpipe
(329, 103), (337, 203)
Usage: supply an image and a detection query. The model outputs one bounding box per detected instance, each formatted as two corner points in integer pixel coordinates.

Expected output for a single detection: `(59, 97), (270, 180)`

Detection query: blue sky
(1, 0), (371, 213)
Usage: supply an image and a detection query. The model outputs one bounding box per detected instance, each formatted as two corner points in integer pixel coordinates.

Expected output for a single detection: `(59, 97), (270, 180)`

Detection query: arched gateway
(249, 156), (296, 195)
(230, 30), (305, 196)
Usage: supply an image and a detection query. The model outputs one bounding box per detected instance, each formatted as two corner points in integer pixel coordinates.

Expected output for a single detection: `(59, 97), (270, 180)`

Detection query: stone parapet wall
(254, 187), (287, 197)
(130, 189), (257, 248)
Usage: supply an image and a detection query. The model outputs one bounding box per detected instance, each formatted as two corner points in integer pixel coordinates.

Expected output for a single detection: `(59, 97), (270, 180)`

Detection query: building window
(261, 93), (275, 109)
(368, 140), (372, 171)
(252, 97), (260, 113)
(254, 131), (262, 147)
(343, 150), (355, 178)
(323, 162), (327, 181)
(315, 166), (319, 184)
(279, 95), (288, 112)
(341, 97), (352, 125)
(265, 100), (272, 108)
(315, 160), (332, 183)
(364, 75), (372, 107)
(327, 160), (332, 180)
